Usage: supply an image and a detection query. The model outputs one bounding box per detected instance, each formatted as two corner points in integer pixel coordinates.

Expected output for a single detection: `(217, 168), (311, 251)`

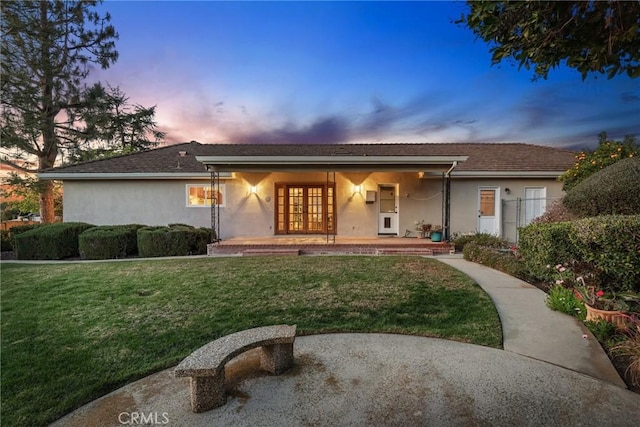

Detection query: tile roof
(41, 141), (575, 175)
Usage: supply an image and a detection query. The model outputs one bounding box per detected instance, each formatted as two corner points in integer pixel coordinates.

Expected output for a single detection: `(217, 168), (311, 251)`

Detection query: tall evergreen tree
(1, 1), (163, 222)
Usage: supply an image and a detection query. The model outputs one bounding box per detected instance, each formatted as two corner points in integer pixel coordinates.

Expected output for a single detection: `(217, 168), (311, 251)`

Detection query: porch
(207, 236), (455, 256)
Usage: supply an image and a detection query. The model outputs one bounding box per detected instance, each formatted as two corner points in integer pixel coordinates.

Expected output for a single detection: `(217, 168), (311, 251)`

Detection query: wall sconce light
(505, 188), (511, 194)
(353, 184), (362, 194)
(250, 185), (258, 194)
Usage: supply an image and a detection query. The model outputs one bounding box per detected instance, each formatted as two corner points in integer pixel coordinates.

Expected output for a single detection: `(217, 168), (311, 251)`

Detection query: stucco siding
(449, 178), (564, 242)
(61, 174), (563, 241)
(224, 172), (443, 238)
(63, 180), (212, 227)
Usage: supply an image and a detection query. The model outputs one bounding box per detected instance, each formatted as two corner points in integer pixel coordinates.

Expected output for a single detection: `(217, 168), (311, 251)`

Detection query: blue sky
(94, 1), (640, 149)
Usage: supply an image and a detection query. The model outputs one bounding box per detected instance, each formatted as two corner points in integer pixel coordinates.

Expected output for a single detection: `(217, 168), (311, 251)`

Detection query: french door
(275, 184), (335, 234)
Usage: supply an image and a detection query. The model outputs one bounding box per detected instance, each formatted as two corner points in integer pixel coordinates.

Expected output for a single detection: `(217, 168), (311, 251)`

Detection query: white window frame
(186, 184), (225, 208)
(524, 186), (547, 225)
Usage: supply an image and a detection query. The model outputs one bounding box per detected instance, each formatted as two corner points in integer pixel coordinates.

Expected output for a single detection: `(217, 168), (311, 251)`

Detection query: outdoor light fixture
(505, 188), (511, 194)
(250, 185), (258, 194)
(353, 184), (362, 193)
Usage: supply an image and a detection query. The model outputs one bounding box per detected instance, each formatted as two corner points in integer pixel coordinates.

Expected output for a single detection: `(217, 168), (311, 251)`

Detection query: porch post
(444, 173), (451, 241)
(210, 169), (220, 243)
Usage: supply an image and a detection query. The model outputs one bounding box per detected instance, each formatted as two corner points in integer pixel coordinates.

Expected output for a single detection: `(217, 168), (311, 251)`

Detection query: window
(186, 184), (225, 207)
(479, 189), (496, 216)
(524, 187), (546, 225)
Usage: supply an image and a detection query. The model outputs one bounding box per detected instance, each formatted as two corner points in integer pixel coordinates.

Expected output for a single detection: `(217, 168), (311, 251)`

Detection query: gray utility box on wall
(366, 190), (377, 204)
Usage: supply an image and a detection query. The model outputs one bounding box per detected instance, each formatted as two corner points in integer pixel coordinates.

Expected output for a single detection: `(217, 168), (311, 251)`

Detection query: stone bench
(175, 325), (296, 412)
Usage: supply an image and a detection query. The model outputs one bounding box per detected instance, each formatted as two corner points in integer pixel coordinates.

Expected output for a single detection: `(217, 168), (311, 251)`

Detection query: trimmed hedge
(463, 242), (527, 280)
(452, 232), (509, 252)
(519, 215), (640, 292)
(79, 225), (144, 260)
(1, 230), (13, 251)
(10, 223), (44, 237)
(137, 224), (211, 258)
(563, 157), (640, 217)
(518, 222), (577, 283)
(14, 222), (94, 260)
(570, 215), (640, 292)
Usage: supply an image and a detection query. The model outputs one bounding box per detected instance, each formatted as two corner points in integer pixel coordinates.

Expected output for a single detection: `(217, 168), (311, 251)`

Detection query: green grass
(1, 256), (502, 426)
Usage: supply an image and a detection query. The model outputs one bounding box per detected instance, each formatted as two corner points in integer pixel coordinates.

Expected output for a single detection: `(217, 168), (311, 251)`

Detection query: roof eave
(196, 155), (469, 172)
(449, 171), (565, 178)
(38, 172), (232, 180)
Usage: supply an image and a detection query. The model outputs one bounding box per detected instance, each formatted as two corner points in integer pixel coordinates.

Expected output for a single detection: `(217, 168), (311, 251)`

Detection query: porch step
(375, 248), (433, 256)
(243, 248), (301, 257)
(207, 242), (455, 257)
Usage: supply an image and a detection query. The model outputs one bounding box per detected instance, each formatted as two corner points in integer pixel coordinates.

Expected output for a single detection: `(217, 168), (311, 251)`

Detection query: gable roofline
(37, 172), (234, 180)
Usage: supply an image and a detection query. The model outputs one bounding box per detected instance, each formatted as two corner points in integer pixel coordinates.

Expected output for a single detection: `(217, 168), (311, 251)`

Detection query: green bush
(563, 157), (640, 217)
(519, 215), (640, 292)
(14, 222), (94, 260)
(452, 232), (509, 252)
(4, 223), (46, 253)
(1, 230), (13, 251)
(462, 242), (527, 280)
(79, 224), (144, 260)
(545, 284), (586, 320)
(569, 215), (640, 292)
(584, 320), (619, 346)
(137, 225), (210, 258)
(518, 222), (577, 283)
(10, 223), (44, 237)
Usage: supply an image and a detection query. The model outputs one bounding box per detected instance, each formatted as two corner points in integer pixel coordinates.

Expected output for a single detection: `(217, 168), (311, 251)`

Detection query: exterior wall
(61, 174), (563, 241)
(62, 180), (213, 227)
(448, 178), (565, 242)
(61, 173), (444, 238)
(223, 171), (443, 239)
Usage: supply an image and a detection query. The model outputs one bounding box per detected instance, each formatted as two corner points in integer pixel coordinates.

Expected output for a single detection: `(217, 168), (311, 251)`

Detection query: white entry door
(378, 184), (399, 235)
(478, 187), (500, 235)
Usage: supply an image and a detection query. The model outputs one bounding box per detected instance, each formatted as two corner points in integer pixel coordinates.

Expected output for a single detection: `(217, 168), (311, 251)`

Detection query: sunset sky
(93, 1), (640, 149)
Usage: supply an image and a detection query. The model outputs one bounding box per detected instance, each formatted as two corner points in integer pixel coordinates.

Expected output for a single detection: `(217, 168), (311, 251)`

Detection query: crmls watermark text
(118, 412), (169, 425)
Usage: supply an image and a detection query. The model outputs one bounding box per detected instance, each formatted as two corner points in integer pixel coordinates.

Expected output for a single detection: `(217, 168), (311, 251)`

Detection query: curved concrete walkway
(50, 256), (638, 426)
(437, 256), (625, 386)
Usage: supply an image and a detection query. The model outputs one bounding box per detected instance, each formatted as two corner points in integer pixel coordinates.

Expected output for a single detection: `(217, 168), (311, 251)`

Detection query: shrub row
(1, 230), (13, 251)
(79, 225), (145, 260)
(14, 222), (95, 260)
(137, 225), (211, 258)
(519, 215), (640, 292)
(452, 232), (509, 252)
(11, 222), (213, 260)
(462, 242), (527, 280)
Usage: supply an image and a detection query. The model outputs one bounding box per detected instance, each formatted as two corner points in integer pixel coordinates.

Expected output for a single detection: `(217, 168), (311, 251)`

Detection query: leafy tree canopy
(457, 1), (640, 80)
(559, 132), (638, 191)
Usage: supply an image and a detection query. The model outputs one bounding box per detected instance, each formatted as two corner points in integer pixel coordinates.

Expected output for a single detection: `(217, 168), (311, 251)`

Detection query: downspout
(443, 161), (458, 241)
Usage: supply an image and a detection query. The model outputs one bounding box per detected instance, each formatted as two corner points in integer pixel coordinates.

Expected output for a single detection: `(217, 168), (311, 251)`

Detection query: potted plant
(611, 314), (640, 387)
(553, 264), (639, 328)
(414, 221), (432, 238)
(430, 225), (443, 242)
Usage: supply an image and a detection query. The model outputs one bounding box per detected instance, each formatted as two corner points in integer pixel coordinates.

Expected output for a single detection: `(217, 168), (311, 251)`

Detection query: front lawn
(1, 256), (501, 426)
